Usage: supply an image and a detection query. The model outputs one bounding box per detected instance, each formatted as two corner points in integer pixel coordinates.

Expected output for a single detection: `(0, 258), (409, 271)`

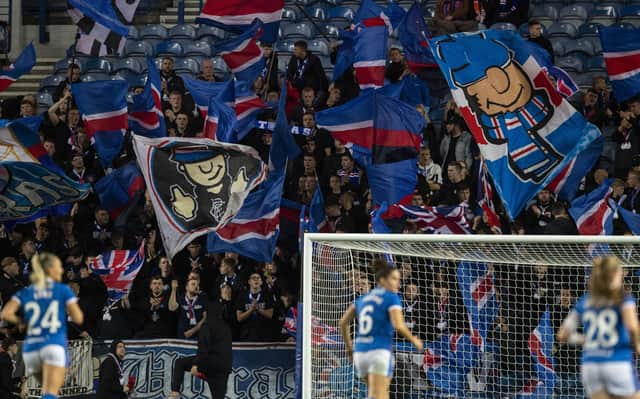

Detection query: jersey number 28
(583, 309), (619, 350)
(24, 301), (62, 336)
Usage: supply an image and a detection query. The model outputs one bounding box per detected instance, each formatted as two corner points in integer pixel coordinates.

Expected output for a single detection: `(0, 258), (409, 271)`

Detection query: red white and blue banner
(216, 19), (265, 83)
(430, 30), (602, 219)
(90, 241), (145, 305)
(216, 79), (267, 142)
(204, 96), (237, 142)
(600, 27), (640, 103)
(94, 161), (145, 226)
(399, 204), (472, 234)
(129, 57), (166, 138)
(519, 311), (555, 398)
(398, 3), (437, 71)
(569, 179), (614, 235)
(0, 43), (36, 93)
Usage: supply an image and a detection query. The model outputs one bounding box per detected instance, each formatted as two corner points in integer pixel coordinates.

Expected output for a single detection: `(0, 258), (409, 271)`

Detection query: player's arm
(0, 299), (21, 325)
(556, 310), (583, 345)
(339, 305), (356, 357)
(67, 301), (84, 326)
(621, 300), (640, 354)
(390, 308), (423, 351)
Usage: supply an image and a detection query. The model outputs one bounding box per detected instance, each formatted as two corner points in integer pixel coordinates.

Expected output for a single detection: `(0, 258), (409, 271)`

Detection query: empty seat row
(530, 3), (640, 26)
(131, 24), (227, 41)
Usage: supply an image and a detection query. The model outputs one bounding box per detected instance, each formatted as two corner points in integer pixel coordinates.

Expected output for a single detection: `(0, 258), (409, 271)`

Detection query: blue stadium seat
(140, 24), (168, 40)
(573, 2), (595, 13)
(583, 36), (602, 54)
(305, 5), (328, 21)
(39, 74), (66, 92)
(319, 55), (332, 70)
(322, 24), (341, 38)
(585, 56), (606, 71)
(559, 5), (588, 26)
(610, 21), (636, 29)
(129, 26), (140, 40)
(275, 40), (296, 54)
(588, 5), (617, 25)
(37, 92), (53, 109)
(325, 0), (343, 5)
(565, 38), (596, 56)
(112, 57), (144, 73)
(282, 6), (301, 22)
(278, 55), (291, 73)
(577, 22), (602, 37)
(174, 58), (201, 74)
(282, 22), (315, 39)
(295, 0), (316, 6)
(547, 22), (578, 38)
(575, 72), (598, 88)
(84, 58), (113, 74)
(196, 25), (227, 41)
(53, 58), (85, 74)
(308, 39), (330, 56)
(212, 57), (230, 78)
(490, 22), (517, 31)
(115, 70), (145, 88)
(183, 41), (212, 57)
(621, 5), (640, 26)
(125, 40), (154, 57)
(326, 6), (356, 23)
(155, 41), (184, 57)
(81, 72), (111, 82)
(531, 4), (559, 20)
(551, 39), (566, 56)
(168, 24), (197, 39)
(556, 54), (585, 73)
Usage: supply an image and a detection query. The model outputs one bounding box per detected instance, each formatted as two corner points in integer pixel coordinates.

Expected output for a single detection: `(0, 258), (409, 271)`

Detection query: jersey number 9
(358, 305), (374, 335)
(583, 309), (619, 350)
(24, 301), (62, 336)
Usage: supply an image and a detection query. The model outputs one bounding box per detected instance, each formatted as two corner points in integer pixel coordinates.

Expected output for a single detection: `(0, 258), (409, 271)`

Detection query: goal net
(25, 338), (94, 398)
(302, 234), (640, 399)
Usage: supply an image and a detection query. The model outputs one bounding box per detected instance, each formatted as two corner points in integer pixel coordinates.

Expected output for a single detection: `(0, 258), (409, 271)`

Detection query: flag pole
(263, 49), (277, 100)
(294, 4), (332, 43)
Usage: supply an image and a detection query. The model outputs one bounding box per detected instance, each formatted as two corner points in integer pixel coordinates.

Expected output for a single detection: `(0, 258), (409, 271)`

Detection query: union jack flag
(90, 241), (145, 305)
(399, 204), (471, 234)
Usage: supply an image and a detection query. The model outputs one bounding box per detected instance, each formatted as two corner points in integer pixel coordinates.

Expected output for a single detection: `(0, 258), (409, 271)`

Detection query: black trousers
(171, 355), (229, 399)
(206, 371), (230, 399)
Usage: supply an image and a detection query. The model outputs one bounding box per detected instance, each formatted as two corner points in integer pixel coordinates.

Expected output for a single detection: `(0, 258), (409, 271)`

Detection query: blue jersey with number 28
(13, 281), (77, 352)
(354, 288), (402, 353)
(574, 294), (636, 363)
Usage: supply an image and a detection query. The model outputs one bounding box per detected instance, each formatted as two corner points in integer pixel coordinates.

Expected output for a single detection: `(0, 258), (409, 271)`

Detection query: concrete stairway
(161, 0), (201, 25)
(0, 57), (58, 100)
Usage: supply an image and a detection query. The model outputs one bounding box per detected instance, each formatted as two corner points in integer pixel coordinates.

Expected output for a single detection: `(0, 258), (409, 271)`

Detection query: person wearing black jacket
(287, 40), (328, 95)
(196, 301), (233, 399)
(527, 20), (554, 64)
(97, 340), (128, 399)
(0, 338), (21, 399)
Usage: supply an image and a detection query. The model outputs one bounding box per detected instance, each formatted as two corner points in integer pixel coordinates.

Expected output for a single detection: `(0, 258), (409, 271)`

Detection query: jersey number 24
(24, 301), (62, 336)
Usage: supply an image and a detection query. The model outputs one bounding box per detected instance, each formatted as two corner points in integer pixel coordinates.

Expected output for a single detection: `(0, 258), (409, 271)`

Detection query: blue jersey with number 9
(12, 281), (77, 352)
(353, 288), (402, 353)
(574, 294), (636, 363)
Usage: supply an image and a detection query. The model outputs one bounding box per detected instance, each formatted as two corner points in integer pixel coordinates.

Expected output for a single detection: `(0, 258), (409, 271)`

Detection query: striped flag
(399, 204), (472, 234)
(204, 96), (237, 142)
(215, 79), (267, 141)
(518, 312), (556, 398)
(90, 241), (145, 305)
(216, 19), (265, 83)
(600, 27), (640, 102)
(477, 158), (501, 229)
(129, 57), (166, 138)
(569, 179), (614, 235)
(0, 43), (36, 93)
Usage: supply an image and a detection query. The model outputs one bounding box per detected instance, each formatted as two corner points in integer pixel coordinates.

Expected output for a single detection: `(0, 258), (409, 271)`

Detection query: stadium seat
(585, 56), (606, 71)
(173, 58), (200, 74)
(621, 5), (640, 26)
(305, 5), (328, 21)
(490, 22), (517, 31)
(588, 5), (617, 25)
(84, 58), (113, 74)
(326, 6), (356, 23)
(81, 72), (111, 82)
(565, 38), (596, 57)
(551, 39), (566, 56)
(530, 4), (559, 20)
(183, 41), (212, 57)
(573, 2), (595, 13)
(583, 36), (602, 54)
(125, 40), (154, 57)
(325, 0), (343, 6)
(37, 92), (53, 109)
(575, 72), (598, 88)
(282, 6), (301, 22)
(559, 5), (588, 26)
(196, 25), (226, 41)
(308, 39), (330, 56)
(577, 22), (602, 37)
(53, 58), (85, 74)
(322, 24), (341, 38)
(282, 22), (315, 39)
(39, 74), (66, 92)
(547, 22), (578, 38)
(140, 24), (168, 40)
(112, 57), (144, 73)
(115, 70), (145, 87)
(278, 55), (291, 73)
(295, 0), (316, 6)
(556, 54), (585, 73)
(319, 55), (333, 70)
(212, 56), (230, 78)
(155, 41), (184, 57)
(129, 26), (140, 40)
(168, 24), (197, 39)
(275, 40), (296, 54)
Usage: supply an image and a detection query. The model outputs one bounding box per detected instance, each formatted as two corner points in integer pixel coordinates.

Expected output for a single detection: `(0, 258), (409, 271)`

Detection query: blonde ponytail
(30, 252), (57, 290)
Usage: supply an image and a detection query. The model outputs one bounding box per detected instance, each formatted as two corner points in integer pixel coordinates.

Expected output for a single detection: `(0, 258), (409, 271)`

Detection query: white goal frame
(301, 233), (640, 399)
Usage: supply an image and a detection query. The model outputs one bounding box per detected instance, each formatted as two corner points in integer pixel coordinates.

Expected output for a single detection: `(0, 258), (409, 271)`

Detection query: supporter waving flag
(72, 80), (129, 167)
(430, 30), (602, 219)
(0, 43), (36, 92)
(216, 79), (267, 141)
(600, 27), (640, 103)
(353, 0), (389, 90)
(316, 91), (424, 205)
(399, 204), (472, 234)
(398, 3), (437, 71)
(196, 0), (283, 44)
(182, 76), (227, 117)
(332, 29), (356, 81)
(90, 241), (145, 306)
(216, 19), (265, 83)
(129, 57), (166, 138)
(204, 96), (237, 142)
(569, 179), (614, 235)
(94, 161), (145, 227)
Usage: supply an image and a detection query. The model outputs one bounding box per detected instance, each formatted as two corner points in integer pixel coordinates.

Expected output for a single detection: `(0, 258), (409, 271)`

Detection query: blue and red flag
(615, 202), (640, 235)
(0, 43), (36, 93)
(525, 40), (578, 98)
(279, 198), (303, 250)
(457, 261), (498, 348)
(546, 134), (603, 201)
(94, 161), (145, 227)
(204, 96), (237, 142)
(216, 19), (265, 83)
(90, 241), (145, 305)
(333, 29), (356, 82)
(183, 76), (228, 117)
(268, 81), (300, 173)
(478, 158), (502, 229)
(316, 91), (424, 205)
(430, 30), (602, 219)
(398, 3), (436, 71)
(129, 57), (166, 138)
(378, 74), (431, 109)
(72, 80), (129, 167)
(569, 179), (614, 235)
(518, 311), (556, 398)
(216, 79), (267, 142)
(196, 0), (283, 44)
(399, 204), (472, 234)
(600, 27), (640, 103)
(353, 0), (390, 90)
(309, 187), (332, 233)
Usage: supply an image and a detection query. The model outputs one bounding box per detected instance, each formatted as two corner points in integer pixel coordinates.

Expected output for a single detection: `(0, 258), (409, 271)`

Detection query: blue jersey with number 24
(13, 281), (77, 352)
(354, 288), (402, 353)
(574, 294), (636, 363)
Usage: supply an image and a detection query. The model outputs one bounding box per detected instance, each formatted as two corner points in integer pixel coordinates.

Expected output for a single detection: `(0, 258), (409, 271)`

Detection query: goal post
(302, 233), (640, 399)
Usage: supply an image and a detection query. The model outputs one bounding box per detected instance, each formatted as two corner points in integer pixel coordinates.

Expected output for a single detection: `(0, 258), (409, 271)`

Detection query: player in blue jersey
(557, 256), (640, 399)
(0, 253), (84, 399)
(339, 260), (423, 399)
